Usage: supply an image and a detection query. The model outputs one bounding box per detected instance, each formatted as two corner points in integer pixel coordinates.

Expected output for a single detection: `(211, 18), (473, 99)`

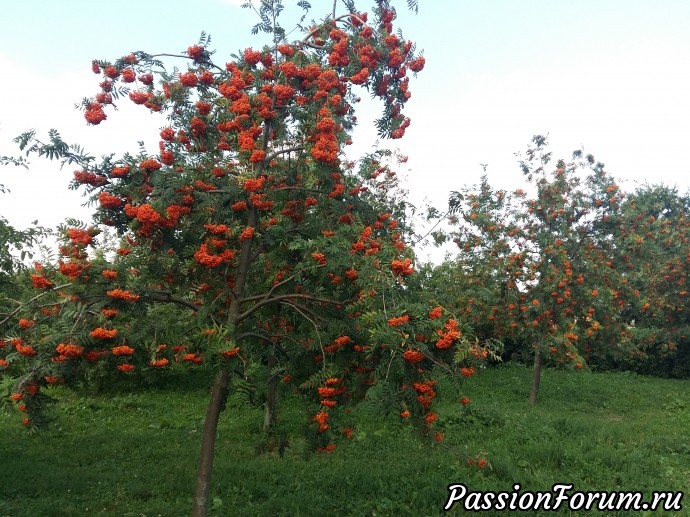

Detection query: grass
(0, 364), (688, 516)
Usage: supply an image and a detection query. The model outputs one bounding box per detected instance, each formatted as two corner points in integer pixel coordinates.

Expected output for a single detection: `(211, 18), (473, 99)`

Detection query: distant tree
(443, 136), (633, 403)
(613, 184), (690, 377)
(0, 156), (49, 299)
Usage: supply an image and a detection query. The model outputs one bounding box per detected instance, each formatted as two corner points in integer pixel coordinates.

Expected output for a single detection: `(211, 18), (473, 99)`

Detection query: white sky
(1, 1), (689, 263)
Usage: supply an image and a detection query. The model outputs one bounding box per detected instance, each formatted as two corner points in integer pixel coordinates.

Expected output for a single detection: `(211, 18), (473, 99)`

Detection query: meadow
(1, 364), (688, 516)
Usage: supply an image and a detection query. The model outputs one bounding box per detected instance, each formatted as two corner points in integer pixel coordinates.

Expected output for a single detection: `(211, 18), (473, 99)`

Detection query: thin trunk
(192, 90), (269, 516)
(264, 353), (278, 432)
(192, 367), (230, 517)
(191, 206), (256, 516)
(529, 349), (542, 404)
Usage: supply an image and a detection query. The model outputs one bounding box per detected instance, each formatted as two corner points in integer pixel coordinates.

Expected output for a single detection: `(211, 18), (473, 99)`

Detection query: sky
(1, 0), (690, 262)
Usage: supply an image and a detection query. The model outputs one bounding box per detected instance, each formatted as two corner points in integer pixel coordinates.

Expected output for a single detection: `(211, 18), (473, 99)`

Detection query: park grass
(0, 364), (688, 516)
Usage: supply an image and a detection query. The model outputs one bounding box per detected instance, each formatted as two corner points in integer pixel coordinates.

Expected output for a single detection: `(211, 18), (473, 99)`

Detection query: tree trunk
(529, 348), (542, 405)
(264, 353), (277, 432)
(193, 367), (230, 517)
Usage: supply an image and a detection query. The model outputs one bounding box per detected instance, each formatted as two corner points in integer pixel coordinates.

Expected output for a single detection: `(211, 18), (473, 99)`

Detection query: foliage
(0, 157), (51, 331)
(0, 182), (49, 290)
(605, 184), (690, 378)
(0, 217), (45, 285)
(434, 136), (636, 401)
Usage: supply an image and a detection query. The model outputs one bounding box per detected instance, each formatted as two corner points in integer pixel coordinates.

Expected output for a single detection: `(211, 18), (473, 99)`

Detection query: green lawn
(1, 364), (688, 516)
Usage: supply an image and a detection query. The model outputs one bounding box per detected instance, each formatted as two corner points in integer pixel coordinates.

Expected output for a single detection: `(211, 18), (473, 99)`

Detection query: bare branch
(413, 209), (452, 246)
(0, 283), (72, 327)
(16, 363), (42, 392)
(237, 293), (350, 323)
(236, 331), (273, 344)
(239, 274), (297, 303)
(146, 53), (224, 72)
(299, 41), (326, 50)
(279, 300), (326, 372)
(272, 186), (321, 194)
(299, 12), (356, 46)
(236, 331), (291, 360)
(266, 145), (304, 162)
(145, 290), (201, 312)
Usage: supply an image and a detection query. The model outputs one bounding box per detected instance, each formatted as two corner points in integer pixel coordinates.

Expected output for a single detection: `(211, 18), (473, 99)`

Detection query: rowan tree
(612, 184), (690, 377)
(442, 136), (634, 403)
(0, 2), (493, 515)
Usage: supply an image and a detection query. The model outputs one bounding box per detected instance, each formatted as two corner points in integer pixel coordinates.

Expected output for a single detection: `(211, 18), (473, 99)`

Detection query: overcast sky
(2, 0), (689, 262)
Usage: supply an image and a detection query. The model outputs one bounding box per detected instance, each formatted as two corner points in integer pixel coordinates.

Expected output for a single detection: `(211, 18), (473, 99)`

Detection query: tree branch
(413, 209), (451, 246)
(298, 12), (361, 47)
(237, 292), (349, 323)
(266, 145), (304, 162)
(239, 274), (297, 304)
(272, 186), (321, 194)
(300, 41), (326, 50)
(145, 290), (201, 312)
(146, 53), (224, 72)
(236, 331), (291, 361)
(278, 300), (326, 372)
(0, 283), (72, 327)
